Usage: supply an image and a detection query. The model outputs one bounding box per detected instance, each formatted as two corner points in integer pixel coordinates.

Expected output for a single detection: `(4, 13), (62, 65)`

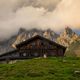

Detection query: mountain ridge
(0, 27), (80, 57)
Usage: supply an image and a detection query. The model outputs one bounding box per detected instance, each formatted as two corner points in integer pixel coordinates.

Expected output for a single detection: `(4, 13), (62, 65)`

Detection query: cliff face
(57, 27), (79, 47)
(0, 35), (17, 54)
(12, 28), (59, 48)
(65, 40), (80, 57)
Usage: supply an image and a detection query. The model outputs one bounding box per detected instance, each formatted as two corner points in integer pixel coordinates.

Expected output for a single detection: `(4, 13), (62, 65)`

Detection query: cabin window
(11, 53), (19, 57)
(58, 49), (63, 56)
(31, 42), (35, 46)
(41, 42), (44, 46)
(30, 52), (39, 57)
(48, 50), (57, 56)
(23, 53), (27, 57)
(52, 45), (57, 49)
(34, 53), (39, 57)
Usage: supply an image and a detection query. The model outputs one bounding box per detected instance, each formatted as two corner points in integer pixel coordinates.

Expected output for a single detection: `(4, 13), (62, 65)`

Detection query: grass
(0, 57), (80, 80)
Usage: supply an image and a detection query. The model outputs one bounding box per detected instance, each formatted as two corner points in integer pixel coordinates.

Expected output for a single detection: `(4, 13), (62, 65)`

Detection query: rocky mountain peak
(11, 28), (59, 48)
(0, 27), (79, 56)
(61, 27), (75, 37)
(18, 28), (27, 34)
(57, 27), (79, 47)
(65, 27), (73, 34)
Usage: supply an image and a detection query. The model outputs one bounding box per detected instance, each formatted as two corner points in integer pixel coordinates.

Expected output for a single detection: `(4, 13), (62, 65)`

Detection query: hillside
(0, 57), (80, 80)
(65, 41), (80, 57)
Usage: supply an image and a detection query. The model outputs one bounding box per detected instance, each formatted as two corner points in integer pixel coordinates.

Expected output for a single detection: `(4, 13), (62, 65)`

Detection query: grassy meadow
(0, 57), (80, 80)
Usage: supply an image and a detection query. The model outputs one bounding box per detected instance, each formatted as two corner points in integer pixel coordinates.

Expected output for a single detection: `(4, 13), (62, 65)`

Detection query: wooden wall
(0, 38), (65, 61)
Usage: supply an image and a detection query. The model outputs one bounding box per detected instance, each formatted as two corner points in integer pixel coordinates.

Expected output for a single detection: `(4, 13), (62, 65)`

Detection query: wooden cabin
(0, 35), (66, 61)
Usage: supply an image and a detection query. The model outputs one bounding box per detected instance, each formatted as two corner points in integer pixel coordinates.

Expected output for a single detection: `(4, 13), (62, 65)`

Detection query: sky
(0, 0), (80, 40)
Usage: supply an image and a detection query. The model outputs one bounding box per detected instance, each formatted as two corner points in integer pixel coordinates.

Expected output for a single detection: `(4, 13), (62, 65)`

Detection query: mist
(0, 0), (80, 40)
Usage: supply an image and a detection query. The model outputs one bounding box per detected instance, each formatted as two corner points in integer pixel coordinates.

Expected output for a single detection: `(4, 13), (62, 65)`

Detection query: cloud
(53, 0), (80, 29)
(0, 0), (80, 40)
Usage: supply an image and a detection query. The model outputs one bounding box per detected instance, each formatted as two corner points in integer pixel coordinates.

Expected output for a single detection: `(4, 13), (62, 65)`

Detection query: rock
(62, 60), (67, 63)
(74, 70), (80, 75)
(57, 27), (79, 47)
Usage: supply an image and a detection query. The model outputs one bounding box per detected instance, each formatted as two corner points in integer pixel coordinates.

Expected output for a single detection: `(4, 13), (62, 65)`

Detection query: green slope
(0, 57), (80, 80)
(65, 41), (80, 57)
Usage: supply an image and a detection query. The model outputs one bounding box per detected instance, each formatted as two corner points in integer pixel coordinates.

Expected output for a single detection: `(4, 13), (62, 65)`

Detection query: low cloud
(0, 0), (80, 40)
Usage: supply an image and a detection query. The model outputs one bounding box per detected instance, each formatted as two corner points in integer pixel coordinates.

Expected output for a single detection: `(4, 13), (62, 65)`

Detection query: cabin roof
(0, 49), (18, 57)
(16, 35), (66, 49)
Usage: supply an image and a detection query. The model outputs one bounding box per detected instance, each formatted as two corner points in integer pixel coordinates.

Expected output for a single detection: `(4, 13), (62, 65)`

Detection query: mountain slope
(65, 40), (80, 57)
(0, 35), (17, 54)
